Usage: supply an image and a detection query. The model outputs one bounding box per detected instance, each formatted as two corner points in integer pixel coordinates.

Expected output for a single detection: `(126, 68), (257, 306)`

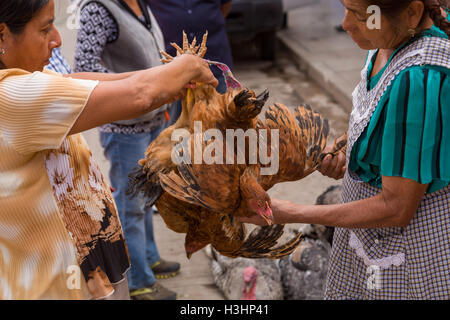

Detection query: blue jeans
(100, 126), (166, 290)
(168, 74), (227, 125)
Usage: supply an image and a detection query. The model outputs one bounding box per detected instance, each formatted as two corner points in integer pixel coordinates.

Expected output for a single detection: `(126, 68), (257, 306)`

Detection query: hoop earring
(408, 28), (416, 38)
(0, 48), (5, 55)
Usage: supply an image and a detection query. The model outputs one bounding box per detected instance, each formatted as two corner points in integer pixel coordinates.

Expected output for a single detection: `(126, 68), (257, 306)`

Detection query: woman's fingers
(337, 152), (346, 172)
(331, 153), (346, 179)
(323, 154), (338, 177)
(195, 58), (218, 87)
(339, 165), (346, 179)
(318, 154), (332, 174)
(318, 132), (348, 179)
(177, 54), (218, 88)
(319, 152), (346, 180)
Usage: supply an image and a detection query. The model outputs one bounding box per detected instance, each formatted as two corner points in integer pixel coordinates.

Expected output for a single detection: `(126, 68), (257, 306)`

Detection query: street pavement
(53, 0), (359, 300)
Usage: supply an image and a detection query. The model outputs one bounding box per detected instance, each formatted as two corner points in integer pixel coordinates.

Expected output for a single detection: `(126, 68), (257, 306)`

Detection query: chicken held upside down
(128, 32), (346, 259)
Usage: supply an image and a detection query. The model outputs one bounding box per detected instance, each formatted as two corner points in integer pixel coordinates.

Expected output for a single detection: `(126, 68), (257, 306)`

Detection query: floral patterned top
(0, 68), (130, 299)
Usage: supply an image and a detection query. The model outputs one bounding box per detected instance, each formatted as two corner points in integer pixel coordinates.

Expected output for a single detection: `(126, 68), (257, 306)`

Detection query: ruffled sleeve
(380, 66), (450, 190)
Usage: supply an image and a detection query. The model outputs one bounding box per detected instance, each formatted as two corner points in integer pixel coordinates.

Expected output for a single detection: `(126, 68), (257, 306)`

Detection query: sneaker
(129, 282), (177, 300)
(152, 205), (159, 215)
(150, 258), (180, 279)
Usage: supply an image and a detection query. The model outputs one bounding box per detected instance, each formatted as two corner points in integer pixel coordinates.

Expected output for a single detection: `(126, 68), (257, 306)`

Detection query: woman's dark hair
(0, 0), (50, 35)
(0, 0), (49, 69)
(366, 0), (450, 37)
(0, 0), (49, 70)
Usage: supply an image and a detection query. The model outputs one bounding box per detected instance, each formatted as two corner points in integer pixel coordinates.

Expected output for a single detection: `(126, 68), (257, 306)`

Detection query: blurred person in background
(74, 0), (184, 300)
(47, 47), (72, 74)
(330, 0), (347, 32)
(148, 0), (233, 124)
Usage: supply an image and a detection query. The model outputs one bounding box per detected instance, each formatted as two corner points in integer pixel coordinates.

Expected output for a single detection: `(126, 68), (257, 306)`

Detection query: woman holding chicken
(74, 0), (187, 301)
(0, 0), (216, 300)
(242, 0), (450, 299)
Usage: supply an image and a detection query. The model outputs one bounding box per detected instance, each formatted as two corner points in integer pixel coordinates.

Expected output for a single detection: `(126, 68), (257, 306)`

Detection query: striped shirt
(0, 68), (130, 299)
(349, 26), (450, 193)
(47, 47), (72, 74)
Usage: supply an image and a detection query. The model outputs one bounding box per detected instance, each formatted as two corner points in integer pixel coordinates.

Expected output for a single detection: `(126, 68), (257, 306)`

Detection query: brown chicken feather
(155, 191), (298, 260)
(127, 85), (268, 207)
(259, 103), (335, 189)
(126, 88), (196, 206)
(158, 134), (272, 221)
(157, 199), (303, 259)
(157, 100), (345, 259)
(155, 192), (190, 234)
(128, 32), (346, 260)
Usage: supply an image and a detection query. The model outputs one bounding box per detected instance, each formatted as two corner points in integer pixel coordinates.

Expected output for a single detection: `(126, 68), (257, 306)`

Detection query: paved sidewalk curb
(278, 32), (354, 112)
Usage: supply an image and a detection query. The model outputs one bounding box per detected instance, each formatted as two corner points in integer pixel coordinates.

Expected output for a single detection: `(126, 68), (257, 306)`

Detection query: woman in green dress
(241, 0), (450, 299)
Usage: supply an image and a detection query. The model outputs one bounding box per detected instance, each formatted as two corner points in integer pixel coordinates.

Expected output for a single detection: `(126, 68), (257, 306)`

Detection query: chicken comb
(206, 60), (242, 90)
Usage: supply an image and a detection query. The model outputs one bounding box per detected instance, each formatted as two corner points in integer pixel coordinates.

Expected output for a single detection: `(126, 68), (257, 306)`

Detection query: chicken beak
(259, 201), (274, 226)
(186, 252), (193, 259)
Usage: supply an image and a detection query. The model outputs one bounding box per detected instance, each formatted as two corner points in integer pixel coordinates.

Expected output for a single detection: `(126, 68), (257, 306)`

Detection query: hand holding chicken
(128, 32), (346, 259)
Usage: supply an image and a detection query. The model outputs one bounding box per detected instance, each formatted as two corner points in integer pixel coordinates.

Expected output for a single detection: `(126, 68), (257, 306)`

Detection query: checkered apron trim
(325, 37), (450, 300)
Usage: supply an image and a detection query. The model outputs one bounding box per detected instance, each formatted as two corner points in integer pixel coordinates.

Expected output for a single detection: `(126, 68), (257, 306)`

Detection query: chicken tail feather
(159, 171), (204, 207)
(294, 104), (330, 167)
(126, 165), (163, 208)
(318, 132), (348, 162)
(222, 224), (303, 259)
(229, 89), (269, 121)
(239, 230), (304, 259)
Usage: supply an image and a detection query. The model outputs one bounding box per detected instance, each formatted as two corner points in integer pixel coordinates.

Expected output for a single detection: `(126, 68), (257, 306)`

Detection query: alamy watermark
(367, 265), (382, 290)
(171, 121), (280, 176)
(66, 265), (81, 290)
(66, 0), (82, 30)
(366, 5), (381, 30)
(65, 3), (383, 31)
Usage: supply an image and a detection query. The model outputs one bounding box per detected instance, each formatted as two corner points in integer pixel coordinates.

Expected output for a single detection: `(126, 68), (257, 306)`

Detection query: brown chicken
(127, 38), (268, 208)
(158, 101), (345, 258)
(157, 187), (303, 259)
(159, 102), (346, 221)
(128, 32), (345, 259)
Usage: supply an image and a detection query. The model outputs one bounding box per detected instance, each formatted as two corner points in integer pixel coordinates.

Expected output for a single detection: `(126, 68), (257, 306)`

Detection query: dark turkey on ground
(279, 235), (330, 300)
(312, 184), (343, 245)
(279, 185), (342, 300)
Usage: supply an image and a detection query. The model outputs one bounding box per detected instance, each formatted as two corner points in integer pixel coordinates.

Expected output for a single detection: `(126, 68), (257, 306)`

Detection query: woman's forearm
(274, 177), (428, 229)
(129, 55), (203, 111)
(68, 55), (213, 135)
(280, 195), (399, 228)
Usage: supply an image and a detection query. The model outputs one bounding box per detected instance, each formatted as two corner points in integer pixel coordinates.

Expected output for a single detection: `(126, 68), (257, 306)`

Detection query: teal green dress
(349, 25), (450, 193)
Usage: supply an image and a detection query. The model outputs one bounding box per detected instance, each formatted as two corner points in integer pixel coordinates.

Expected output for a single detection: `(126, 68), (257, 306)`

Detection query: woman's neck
(370, 49), (394, 78)
(370, 15), (435, 78)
